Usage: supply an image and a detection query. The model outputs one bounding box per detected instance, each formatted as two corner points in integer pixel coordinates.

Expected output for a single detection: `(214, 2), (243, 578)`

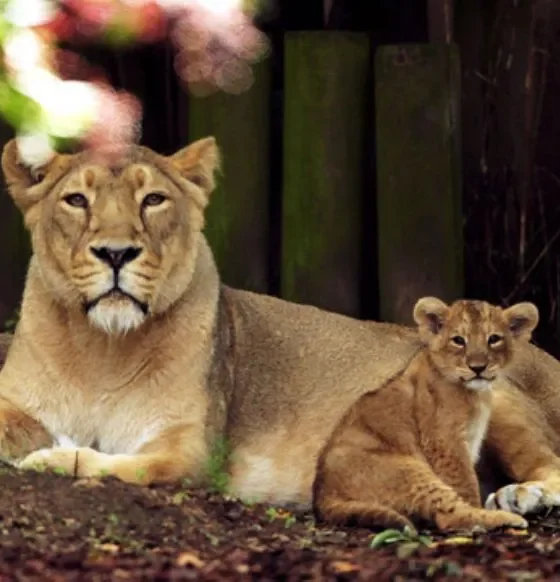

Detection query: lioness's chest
(25, 381), (165, 454)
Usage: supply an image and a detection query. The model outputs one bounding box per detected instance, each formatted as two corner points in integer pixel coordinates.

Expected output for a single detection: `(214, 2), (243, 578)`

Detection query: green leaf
(369, 526), (433, 549)
(369, 529), (407, 548)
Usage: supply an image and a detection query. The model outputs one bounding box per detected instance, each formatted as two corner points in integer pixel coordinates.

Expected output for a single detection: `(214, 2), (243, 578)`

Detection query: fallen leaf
(98, 543), (120, 554)
(176, 552), (205, 568)
(503, 528), (529, 536)
(331, 560), (359, 574)
(508, 571), (540, 582)
(235, 564), (250, 574)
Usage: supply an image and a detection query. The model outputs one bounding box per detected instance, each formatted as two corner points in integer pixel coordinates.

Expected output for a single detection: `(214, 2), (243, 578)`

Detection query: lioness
(313, 297), (537, 531)
(1, 137), (560, 515)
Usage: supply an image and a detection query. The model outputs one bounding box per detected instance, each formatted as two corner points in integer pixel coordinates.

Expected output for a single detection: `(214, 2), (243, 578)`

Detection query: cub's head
(2, 137), (219, 334)
(413, 297), (539, 390)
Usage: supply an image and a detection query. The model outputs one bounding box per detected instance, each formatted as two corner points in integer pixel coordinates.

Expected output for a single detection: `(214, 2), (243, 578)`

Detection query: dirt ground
(0, 466), (555, 581)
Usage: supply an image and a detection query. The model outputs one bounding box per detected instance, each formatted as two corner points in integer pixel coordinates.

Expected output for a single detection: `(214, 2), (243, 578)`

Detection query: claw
(484, 482), (560, 515)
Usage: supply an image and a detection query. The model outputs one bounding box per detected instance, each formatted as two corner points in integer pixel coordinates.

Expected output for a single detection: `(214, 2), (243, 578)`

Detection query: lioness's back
(225, 286), (420, 413)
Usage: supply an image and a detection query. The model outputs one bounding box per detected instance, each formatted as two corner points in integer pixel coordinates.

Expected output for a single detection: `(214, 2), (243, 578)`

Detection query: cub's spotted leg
(19, 423), (208, 485)
(429, 442), (483, 508)
(0, 396), (53, 461)
(391, 458), (528, 532)
(315, 451), (527, 532)
(484, 388), (560, 515)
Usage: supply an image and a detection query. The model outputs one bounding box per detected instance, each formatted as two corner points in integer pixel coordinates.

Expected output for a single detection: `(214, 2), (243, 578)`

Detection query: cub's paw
(485, 482), (560, 515)
(17, 447), (78, 476)
(436, 509), (527, 532)
(475, 509), (528, 531)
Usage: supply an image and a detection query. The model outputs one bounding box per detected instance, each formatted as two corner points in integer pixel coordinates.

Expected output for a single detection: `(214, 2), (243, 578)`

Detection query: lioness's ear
(503, 302), (539, 340)
(413, 297), (450, 336)
(1, 138), (60, 215)
(169, 137), (220, 198)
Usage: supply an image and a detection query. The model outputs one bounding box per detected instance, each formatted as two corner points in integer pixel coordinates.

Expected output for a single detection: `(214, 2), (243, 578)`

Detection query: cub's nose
(468, 364), (487, 376)
(90, 246), (143, 270)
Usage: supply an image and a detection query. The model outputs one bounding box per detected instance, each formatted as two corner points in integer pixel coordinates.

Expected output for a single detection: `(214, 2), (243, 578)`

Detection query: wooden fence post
(282, 32), (369, 316)
(187, 59), (272, 293)
(375, 44), (463, 324)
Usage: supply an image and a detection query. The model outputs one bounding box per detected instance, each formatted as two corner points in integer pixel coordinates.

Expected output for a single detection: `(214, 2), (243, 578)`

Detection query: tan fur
(1, 138), (560, 515)
(0, 335), (10, 368)
(313, 298), (537, 531)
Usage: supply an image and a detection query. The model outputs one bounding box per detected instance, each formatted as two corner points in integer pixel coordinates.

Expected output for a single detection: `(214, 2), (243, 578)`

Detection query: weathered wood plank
(375, 44), (463, 324)
(187, 59), (272, 293)
(281, 32), (369, 316)
(427, 0), (454, 43)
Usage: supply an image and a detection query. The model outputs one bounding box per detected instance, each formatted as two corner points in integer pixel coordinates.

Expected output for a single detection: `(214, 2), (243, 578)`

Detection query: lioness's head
(413, 297), (539, 390)
(2, 137), (219, 334)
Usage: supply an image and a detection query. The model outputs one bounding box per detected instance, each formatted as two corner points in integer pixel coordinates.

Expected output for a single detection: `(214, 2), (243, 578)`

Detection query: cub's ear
(1, 138), (62, 216)
(169, 137), (220, 200)
(413, 297), (450, 336)
(503, 302), (539, 340)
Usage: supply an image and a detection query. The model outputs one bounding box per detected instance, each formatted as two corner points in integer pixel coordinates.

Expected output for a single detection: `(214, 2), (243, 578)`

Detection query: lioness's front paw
(485, 482), (560, 515)
(18, 447), (78, 476)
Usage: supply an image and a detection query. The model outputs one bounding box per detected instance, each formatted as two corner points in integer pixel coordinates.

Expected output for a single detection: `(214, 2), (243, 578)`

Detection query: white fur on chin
(465, 378), (492, 391)
(88, 302), (146, 335)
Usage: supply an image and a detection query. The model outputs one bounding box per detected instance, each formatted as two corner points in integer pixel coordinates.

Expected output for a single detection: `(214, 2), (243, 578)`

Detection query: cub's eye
(142, 192), (167, 207)
(451, 335), (466, 347)
(488, 334), (503, 346)
(63, 193), (88, 208)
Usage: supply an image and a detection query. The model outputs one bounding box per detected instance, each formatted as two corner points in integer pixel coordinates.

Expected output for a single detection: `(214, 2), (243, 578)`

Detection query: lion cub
(313, 297), (539, 532)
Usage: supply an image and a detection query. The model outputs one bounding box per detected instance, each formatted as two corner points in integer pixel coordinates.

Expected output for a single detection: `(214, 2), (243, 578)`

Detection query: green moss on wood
(188, 59), (271, 293)
(375, 44), (463, 324)
(282, 32), (369, 316)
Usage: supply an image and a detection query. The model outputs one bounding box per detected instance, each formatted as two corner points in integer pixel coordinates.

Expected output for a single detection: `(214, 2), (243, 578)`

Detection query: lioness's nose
(90, 246), (143, 269)
(468, 364), (487, 376)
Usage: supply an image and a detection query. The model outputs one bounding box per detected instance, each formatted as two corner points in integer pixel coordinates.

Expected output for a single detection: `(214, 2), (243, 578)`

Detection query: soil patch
(0, 467), (558, 580)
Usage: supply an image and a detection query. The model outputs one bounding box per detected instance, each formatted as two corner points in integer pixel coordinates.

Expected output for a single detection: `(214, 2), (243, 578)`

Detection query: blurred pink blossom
(62, 0), (117, 36)
(10, 0), (269, 163)
(170, 3), (269, 95)
(84, 85), (143, 163)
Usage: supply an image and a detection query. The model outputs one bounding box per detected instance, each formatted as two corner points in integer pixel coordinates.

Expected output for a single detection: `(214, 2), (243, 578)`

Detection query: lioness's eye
(451, 335), (466, 347)
(488, 334), (503, 346)
(63, 193), (88, 208)
(142, 192), (167, 207)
